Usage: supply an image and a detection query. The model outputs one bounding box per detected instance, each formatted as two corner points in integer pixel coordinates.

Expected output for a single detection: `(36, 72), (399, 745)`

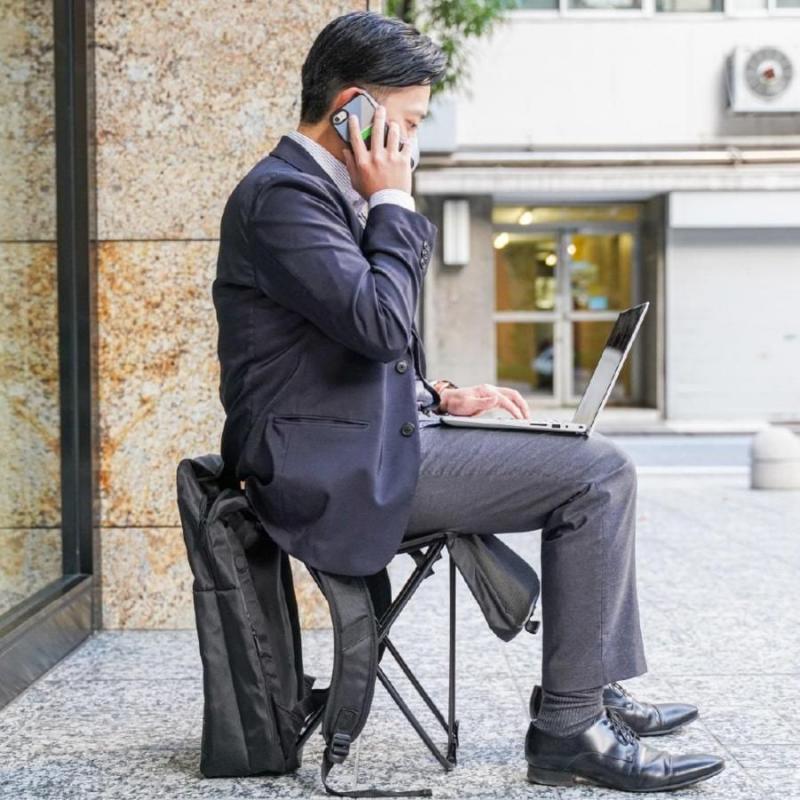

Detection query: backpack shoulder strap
(310, 570), (432, 798)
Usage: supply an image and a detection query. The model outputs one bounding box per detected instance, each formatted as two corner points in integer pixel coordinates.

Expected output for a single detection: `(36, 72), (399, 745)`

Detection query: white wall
(424, 16), (800, 149)
(665, 225), (800, 420)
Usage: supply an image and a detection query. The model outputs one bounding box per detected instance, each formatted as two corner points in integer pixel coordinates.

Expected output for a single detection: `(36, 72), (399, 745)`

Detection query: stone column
(95, 2), (365, 630)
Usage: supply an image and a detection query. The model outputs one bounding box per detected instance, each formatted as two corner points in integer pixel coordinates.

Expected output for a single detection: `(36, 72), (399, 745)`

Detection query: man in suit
(212, 9), (724, 793)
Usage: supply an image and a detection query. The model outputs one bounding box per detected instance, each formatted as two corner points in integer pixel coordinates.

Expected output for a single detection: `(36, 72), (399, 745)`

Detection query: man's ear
(332, 86), (364, 111)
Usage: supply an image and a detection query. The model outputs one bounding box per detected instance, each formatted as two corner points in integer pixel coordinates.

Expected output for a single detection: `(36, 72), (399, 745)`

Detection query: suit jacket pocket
(272, 413), (369, 429)
(269, 414), (373, 529)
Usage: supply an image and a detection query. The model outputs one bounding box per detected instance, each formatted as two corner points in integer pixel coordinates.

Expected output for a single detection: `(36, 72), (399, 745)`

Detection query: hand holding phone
(333, 97), (413, 200)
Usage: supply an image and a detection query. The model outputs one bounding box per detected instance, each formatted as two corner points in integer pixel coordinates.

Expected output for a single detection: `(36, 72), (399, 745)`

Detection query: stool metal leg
(376, 665), (455, 772)
(447, 552), (459, 764)
(375, 542), (459, 769)
(382, 637), (449, 733)
(378, 539), (446, 636)
(297, 539), (460, 771)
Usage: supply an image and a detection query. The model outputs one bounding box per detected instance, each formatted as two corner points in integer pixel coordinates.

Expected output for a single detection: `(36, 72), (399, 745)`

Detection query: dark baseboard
(0, 575), (94, 710)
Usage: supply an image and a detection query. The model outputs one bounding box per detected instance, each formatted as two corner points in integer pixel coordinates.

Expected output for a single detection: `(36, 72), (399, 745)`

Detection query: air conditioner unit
(728, 45), (800, 113)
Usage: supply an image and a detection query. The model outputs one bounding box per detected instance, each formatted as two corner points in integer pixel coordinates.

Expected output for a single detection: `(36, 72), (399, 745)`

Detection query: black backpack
(176, 453), (540, 798)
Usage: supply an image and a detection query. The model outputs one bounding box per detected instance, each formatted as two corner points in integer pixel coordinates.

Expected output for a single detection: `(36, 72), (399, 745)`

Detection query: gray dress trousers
(404, 413), (648, 692)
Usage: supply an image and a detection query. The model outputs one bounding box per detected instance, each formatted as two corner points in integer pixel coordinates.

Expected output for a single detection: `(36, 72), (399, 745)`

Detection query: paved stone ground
(1, 473), (798, 799)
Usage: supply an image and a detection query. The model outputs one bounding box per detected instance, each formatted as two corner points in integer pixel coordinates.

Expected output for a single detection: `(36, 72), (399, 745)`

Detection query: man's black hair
(300, 10), (447, 124)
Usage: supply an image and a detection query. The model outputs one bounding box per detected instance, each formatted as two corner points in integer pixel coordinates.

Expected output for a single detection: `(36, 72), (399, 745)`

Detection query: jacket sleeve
(248, 174), (438, 363)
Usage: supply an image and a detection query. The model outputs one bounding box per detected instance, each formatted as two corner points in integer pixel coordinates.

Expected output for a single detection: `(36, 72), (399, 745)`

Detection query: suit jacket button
(401, 422), (416, 437)
(395, 359), (409, 374)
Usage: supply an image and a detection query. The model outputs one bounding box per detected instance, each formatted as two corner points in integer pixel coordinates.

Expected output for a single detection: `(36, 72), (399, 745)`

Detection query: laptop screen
(573, 303), (649, 427)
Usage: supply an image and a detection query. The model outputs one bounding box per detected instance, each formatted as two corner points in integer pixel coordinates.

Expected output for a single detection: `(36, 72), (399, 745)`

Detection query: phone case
(331, 92), (377, 147)
(330, 91), (415, 167)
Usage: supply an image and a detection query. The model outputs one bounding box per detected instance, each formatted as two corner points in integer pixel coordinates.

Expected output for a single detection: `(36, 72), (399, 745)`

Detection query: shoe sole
(526, 761), (725, 792)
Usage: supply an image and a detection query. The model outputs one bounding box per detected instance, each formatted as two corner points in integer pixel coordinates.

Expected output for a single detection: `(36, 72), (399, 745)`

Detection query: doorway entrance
(493, 205), (642, 407)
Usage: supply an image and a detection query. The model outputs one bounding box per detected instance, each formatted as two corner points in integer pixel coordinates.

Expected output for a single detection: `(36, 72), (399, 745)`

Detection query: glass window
(776, 0), (800, 7)
(656, 0), (722, 10)
(493, 205), (641, 225)
(726, 0), (767, 9)
(495, 233), (559, 312)
(568, 0), (642, 8)
(572, 321), (633, 402)
(569, 233), (634, 311)
(512, 0), (559, 7)
(0, 4), (62, 617)
(496, 323), (556, 397)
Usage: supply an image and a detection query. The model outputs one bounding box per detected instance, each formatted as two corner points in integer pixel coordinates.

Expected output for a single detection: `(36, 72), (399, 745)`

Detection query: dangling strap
(311, 570), (433, 798)
(320, 748), (432, 797)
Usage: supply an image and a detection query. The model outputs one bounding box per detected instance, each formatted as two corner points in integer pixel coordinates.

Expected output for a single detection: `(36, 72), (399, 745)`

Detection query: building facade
(416, 6), (800, 425)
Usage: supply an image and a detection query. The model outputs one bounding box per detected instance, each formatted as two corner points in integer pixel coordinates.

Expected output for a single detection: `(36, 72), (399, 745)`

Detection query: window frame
(0, 0), (96, 711)
(507, 0), (800, 17)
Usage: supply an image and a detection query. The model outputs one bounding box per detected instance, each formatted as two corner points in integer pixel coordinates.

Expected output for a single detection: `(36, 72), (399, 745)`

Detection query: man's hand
(438, 383), (531, 419)
(342, 104), (412, 199)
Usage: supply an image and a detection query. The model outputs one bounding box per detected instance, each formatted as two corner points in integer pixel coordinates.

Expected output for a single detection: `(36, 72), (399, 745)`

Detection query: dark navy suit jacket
(212, 134), (443, 576)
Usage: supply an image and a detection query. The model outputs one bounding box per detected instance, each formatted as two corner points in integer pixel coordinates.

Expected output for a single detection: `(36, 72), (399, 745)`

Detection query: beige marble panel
(290, 557), (333, 630)
(100, 526), (330, 630)
(0, 242), (61, 528)
(0, 0), (57, 241)
(94, 0), (365, 240)
(100, 526), (195, 629)
(97, 239), (224, 526)
(0, 527), (62, 617)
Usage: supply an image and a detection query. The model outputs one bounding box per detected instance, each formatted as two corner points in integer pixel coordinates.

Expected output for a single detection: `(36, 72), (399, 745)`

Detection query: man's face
(375, 84), (431, 141)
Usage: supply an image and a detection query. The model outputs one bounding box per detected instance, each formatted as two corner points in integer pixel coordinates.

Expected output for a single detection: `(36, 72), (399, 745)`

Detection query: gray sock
(532, 685), (604, 738)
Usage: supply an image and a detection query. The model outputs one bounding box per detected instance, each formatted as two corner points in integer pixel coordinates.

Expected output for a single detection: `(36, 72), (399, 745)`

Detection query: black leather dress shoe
(525, 708), (725, 792)
(529, 683), (699, 737)
(603, 681), (699, 736)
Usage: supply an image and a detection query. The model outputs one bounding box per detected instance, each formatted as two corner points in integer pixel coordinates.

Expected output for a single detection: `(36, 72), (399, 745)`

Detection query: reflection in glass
(0, 4), (62, 617)
(496, 323), (555, 396)
(495, 233), (558, 312)
(569, 233), (633, 311)
(573, 321), (633, 403)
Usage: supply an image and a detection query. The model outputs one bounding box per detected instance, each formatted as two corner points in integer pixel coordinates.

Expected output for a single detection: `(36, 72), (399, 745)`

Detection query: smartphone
(330, 90), (418, 169)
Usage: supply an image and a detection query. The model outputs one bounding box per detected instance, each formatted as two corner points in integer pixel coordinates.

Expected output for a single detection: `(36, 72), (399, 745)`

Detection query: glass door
(564, 230), (636, 404)
(494, 232), (560, 402)
(493, 206), (641, 407)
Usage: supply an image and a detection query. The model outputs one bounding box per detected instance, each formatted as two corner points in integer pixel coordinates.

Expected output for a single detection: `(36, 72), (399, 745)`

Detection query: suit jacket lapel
(268, 134), (338, 187)
(269, 134), (362, 243)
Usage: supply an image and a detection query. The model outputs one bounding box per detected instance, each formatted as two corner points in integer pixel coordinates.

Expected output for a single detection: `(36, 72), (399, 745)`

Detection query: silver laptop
(440, 302), (649, 437)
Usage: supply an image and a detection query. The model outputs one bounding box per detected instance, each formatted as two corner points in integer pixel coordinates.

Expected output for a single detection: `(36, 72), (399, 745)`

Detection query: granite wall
(94, 1), (368, 629)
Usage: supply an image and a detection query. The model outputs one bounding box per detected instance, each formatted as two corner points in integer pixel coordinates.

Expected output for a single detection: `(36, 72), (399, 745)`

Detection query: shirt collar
(285, 129), (365, 211)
